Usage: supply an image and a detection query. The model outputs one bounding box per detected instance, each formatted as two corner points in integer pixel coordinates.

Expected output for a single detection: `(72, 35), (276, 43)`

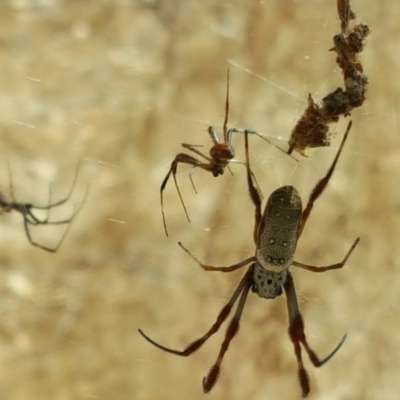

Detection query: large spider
(0, 163), (86, 252)
(160, 68), (292, 236)
(139, 121), (359, 397)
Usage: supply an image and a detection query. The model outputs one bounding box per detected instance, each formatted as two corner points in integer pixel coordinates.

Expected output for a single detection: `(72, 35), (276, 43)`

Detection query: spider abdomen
(256, 186), (302, 273)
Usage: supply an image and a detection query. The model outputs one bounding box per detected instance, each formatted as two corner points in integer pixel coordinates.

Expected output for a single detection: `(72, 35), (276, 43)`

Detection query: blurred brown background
(0, 0), (398, 399)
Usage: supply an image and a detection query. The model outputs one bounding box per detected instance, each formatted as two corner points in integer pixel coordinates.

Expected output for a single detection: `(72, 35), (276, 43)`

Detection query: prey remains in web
(288, 0), (369, 155)
(140, 121), (359, 397)
(160, 68), (296, 236)
(0, 161), (88, 252)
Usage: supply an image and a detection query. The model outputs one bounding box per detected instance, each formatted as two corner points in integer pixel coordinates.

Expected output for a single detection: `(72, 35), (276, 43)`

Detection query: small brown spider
(161, 68), (292, 236)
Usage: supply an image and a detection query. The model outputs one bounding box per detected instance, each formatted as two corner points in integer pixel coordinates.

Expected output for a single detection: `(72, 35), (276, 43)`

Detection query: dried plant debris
(288, 0), (369, 156)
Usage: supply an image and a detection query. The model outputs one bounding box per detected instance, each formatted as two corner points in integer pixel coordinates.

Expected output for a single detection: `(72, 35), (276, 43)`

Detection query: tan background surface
(0, 1), (398, 399)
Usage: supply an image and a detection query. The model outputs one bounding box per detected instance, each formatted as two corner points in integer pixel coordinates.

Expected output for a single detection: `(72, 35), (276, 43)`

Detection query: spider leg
(21, 182), (54, 225)
(226, 164), (234, 176)
(244, 130), (262, 244)
(22, 161), (85, 226)
(188, 166), (199, 194)
(24, 204), (78, 226)
(160, 154), (215, 236)
(187, 162), (219, 195)
(228, 127), (298, 162)
(161, 155), (197, 236)
(23, 208), (70, 252)
(293, 237), (360, 272)
(45, 184), (53, 222)
(181, 143), (213, 161)
(28, 160), (83, 212)
(299, 121), (352, 237)
(23, 184), (89, 252)
(251, 130), (299, 162)
(7, 162), (16, 204)
(284, 271), (347, 398)
(220, 68), (294, 160)
(203, 267), (253, 393)
(222, 68), (230, 143)
(138, 267), (253, 360)
(178, 241), (255, 272)
(229, 159), (264, 200)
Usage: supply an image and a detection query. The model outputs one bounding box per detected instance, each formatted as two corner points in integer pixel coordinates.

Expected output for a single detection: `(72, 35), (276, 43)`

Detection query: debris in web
(288, 0), (369, 156)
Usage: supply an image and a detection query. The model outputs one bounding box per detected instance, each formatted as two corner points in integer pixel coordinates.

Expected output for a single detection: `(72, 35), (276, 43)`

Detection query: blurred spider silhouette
(0, 162), (86, 252)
